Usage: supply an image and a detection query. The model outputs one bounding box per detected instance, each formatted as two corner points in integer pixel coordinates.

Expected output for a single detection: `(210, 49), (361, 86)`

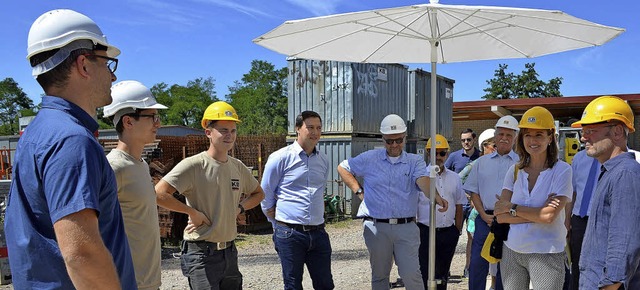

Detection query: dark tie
(579, 159), (599, 217)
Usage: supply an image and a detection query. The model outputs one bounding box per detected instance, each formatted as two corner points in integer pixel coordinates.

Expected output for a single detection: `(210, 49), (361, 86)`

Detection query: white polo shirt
(502, 162), (573, 254)
(417, 168), (467, 228)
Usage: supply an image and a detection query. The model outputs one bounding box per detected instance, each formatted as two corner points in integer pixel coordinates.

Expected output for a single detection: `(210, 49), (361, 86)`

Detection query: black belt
(363, 217), (415, 224)
(276, 221), (325, 231)
(484, 210), (494, 215)
(185, 240), (233, 251)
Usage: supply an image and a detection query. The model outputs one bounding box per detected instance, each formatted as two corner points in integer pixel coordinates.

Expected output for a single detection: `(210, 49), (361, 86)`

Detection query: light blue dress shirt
(261, 141), (329, 226)
(343, 148), (428, 219)
(571, 150), (600, 217)
(462, 150), (519, 211)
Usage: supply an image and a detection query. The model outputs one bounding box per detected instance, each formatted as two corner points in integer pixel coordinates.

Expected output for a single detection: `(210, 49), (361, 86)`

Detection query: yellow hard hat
(201, 101), (241, 129)
(571, 96), (635, 133)
(426, 134), (450, 150)
(519, 106), (555, 130)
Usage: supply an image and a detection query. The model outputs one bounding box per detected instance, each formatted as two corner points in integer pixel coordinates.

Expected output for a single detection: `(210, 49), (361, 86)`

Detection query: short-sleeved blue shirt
(5, 96), (136, 289)
(445, 148), (480, 173)
(347, 149), (428, 218)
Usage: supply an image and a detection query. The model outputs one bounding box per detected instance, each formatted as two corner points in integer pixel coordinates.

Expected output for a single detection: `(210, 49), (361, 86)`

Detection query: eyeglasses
(461, 138), (473, 143)
(582, 124), (617, 136)
(83, 54), (118, 74)
(383, 137), (404, 145)
(427, 150), (448, 157)
(132, 113), (160, 123)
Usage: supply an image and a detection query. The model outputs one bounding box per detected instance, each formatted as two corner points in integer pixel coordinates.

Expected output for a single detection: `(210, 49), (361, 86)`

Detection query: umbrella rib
(361, 9), (433, 62)
(263, 9), (431, 57)
(441, 8), (619, 45)
(437, 9), (615, 58)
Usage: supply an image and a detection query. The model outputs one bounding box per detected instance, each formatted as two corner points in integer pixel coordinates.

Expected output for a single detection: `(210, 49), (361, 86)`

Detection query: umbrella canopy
(254, 2), (623, 289)
(254, 2), (623, 64)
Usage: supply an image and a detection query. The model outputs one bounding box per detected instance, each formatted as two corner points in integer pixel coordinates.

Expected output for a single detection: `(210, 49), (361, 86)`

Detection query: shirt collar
(462, 147), (479, 158)
(292, 140), (317, 156)
(41, 96), (99, 132)
(379, 149), (408, 163)
(439, 167), (453, 177)
(489, 150), (518, 160)
(602, 151), (636, 172)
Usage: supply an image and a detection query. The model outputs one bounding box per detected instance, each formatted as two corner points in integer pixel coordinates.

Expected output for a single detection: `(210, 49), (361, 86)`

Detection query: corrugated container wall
(288, 59), (408, 135)
(408, 69), (455, 140)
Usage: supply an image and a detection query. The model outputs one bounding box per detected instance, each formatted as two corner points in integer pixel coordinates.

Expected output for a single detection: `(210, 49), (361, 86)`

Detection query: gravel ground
(0, 219), (479, 289)
(160, 219), (476, 290)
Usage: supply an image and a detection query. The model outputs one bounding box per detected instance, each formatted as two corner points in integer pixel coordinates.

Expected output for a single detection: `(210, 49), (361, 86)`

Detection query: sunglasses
(383, 137), (404, 145)
(482, 142), (497, 149)
(427, 150), (448, 157)
(461, 138), (473, 143)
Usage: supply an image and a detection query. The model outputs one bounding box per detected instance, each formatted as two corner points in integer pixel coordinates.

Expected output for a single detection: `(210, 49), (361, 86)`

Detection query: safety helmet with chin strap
(27, 9), (120, 77)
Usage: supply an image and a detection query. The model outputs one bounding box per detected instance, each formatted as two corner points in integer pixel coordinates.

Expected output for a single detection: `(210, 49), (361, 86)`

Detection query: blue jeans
(469, 214), (503, 290)
(180, 240), (242, 290)
(273, 223), (334, 290)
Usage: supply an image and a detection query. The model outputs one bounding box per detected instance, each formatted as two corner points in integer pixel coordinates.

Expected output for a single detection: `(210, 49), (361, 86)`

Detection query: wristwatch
(238, 204), (246, 214)
(356, 188), (364, 195)
(509, 204), (518, 217)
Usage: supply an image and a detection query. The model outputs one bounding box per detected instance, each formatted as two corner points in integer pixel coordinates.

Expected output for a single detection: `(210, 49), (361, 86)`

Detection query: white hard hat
(27, 9), (120, 76)
(495, 115), (519, 131)
(380, 114), (407, 134)
(104, 81), (167, 126)
(478, 129), (495, 148)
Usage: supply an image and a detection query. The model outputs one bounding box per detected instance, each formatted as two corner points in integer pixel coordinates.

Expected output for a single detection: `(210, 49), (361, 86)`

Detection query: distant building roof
(453, 93), (640, 121)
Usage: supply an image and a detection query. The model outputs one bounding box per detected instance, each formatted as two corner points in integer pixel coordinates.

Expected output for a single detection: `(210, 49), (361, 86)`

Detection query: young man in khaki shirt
(155, 101), (264, 289)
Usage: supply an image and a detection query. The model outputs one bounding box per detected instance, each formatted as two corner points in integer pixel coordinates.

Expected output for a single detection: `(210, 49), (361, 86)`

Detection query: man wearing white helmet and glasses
(5, 9), (135, 290)
(338, 114), (448, 290)
(104, 80), (168, 290)
(463, 116), (520, 290)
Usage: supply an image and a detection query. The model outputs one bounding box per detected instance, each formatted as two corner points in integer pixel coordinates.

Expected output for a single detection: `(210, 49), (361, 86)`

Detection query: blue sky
(1, 0), (638, 104)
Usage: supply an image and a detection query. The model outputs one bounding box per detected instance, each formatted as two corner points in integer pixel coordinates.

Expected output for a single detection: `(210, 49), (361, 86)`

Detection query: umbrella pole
(427, 45), (439, 290)
(427, 6), (439, 290)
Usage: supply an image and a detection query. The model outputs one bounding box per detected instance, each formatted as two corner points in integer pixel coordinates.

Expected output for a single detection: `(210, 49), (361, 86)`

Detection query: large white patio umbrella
(254, 1), (623, 288)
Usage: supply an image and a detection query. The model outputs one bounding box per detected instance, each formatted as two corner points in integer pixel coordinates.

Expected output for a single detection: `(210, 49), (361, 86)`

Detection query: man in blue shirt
(567, 149), (600, 290)
(463, 116), (519, 290)
(445, 128), (480, 173)
(338, 114), (448, 290)
(572, 96), (640, 290)
(261, 111), (334, 290)
(5, 9), (136, 289)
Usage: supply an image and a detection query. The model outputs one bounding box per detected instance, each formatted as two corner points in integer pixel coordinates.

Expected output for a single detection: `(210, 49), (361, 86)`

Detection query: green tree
(483, 63), (563, 99)
(227, 60), (288, 135)
(0, 78), (35, 135)
(151, 77), (218, 128)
